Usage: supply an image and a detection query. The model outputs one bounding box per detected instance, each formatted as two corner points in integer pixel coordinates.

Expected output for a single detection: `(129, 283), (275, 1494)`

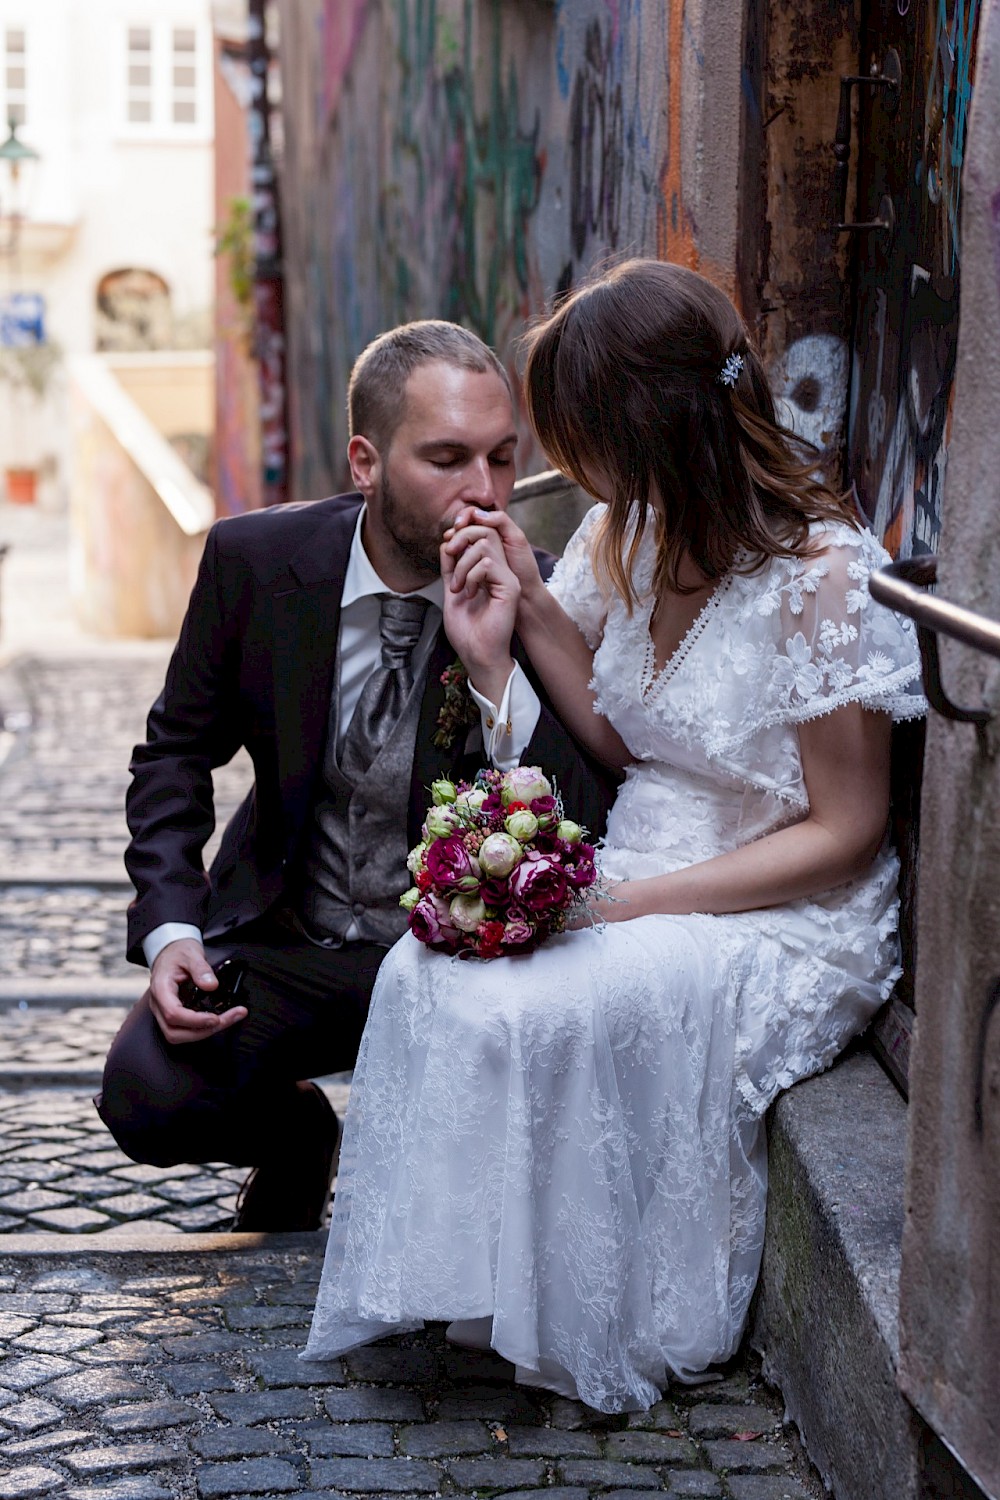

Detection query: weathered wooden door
(847, 0), (980, 562)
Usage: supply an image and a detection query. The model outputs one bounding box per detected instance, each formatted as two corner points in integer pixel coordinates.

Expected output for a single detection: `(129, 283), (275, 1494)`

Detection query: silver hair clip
(718, 352), (744, 387)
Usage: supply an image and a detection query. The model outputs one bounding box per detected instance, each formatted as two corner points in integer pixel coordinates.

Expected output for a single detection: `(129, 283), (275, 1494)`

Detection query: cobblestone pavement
(0, 1010), (127, 1080)
(0, 655), (252, 877)
(0, 1084), (351, 1236)
(0, 1247), (824, 1500)
(0, 891), (132, 981)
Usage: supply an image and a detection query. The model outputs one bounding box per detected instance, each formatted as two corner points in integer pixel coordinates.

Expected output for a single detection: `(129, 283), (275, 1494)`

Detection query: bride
(303, 259), (926, 1412)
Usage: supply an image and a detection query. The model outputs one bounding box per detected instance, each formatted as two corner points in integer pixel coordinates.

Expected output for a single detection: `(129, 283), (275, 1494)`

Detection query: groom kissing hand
(96, 319), (617, 1233)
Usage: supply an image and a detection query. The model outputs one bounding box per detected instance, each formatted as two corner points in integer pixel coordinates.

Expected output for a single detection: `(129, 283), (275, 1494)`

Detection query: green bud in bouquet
(406, 842), (428, 875)
(501, 766), (552, 806)
(455, 786), (488, 815)
(425, 804), (462, 841)
(399, 886), (422, 912)
(478, 831), (523, 878)
(449, 893), (487, 932)
(556, 820), (583, 844)
(430, 778), (457, 806)
(505, 809), (539, 842)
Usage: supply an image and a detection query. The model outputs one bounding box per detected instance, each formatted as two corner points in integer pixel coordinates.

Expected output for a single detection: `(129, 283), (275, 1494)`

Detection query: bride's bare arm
(444, 507), (631, 769)
(589, 699), (892, 920)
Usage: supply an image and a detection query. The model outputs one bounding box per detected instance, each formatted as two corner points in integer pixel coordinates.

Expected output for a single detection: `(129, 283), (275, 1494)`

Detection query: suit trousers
(95, 915), (386, 1169)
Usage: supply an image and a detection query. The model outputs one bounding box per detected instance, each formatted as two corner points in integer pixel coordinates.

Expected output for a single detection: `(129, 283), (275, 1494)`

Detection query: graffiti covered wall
(214, 25), (263, 516)
(277, 0), (745, 498)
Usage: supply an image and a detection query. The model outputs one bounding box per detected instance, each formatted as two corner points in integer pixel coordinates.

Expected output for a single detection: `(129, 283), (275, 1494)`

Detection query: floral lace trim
(705, 661), (927, 758)
(641, 574), (734, 708)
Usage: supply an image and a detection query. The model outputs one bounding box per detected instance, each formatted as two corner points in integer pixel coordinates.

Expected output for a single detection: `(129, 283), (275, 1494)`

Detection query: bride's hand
(565, 881), (636, 928)
(443, 506), (546, 610)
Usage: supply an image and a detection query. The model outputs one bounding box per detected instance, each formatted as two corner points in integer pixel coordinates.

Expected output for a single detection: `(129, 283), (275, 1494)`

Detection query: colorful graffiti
(278, 0), (690, 498)
(850, 0), (982, 559)
(923, 0), (980, 277)
(248, 0), (289, 506)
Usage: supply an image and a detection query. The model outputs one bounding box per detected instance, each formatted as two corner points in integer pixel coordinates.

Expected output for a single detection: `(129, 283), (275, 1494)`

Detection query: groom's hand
(441, 519), (519, 703)
(148, 938), (247, 1045)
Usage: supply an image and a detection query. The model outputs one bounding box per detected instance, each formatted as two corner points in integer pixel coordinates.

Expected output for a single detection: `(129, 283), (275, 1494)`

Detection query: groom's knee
(95, 989), (215, 1166)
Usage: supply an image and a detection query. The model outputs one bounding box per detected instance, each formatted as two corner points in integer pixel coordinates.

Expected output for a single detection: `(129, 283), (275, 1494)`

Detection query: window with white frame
(126, 27), (153, 124)
(171, 27), (198, 124)
(4, 28), (27, 127)
(122, 21), (209, 135)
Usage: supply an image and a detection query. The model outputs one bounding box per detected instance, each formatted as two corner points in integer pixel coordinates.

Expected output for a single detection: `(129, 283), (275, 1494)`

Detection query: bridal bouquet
(401, 767), (599, 958)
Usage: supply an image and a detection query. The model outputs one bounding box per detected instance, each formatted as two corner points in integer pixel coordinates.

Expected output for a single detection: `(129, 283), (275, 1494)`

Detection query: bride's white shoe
(444, 1317), (494, 1352)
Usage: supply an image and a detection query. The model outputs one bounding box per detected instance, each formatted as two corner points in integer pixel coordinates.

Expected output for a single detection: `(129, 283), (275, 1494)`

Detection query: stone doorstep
(0, 979), (140, 1009)
(0, 1229), (327, 1255)
(0, 1067), (106, 1090)
(0, 874), (133, 889)
(751, 1049), (929, 1500)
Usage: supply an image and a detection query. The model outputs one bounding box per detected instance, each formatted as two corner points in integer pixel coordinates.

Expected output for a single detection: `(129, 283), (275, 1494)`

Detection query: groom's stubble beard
(376, 469), (447, 580)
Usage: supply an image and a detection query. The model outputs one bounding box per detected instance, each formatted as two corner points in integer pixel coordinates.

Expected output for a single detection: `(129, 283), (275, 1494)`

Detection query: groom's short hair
(348, 321), (510, 454)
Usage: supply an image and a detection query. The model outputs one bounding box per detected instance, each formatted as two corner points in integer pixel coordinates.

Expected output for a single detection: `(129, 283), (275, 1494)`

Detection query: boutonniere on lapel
(433, 660), (481, 750)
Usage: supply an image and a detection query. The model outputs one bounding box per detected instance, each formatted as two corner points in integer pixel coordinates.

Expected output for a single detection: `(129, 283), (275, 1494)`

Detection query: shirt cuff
(143, 922), (203, 969)
(468, 662), (542, 770)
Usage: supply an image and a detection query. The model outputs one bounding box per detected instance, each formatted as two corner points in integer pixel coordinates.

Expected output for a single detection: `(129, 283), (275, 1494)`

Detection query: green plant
(215, 195), (254, 315)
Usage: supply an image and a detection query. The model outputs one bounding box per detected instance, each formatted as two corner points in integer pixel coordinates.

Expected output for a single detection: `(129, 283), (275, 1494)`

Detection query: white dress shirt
(143, 507), (541, 967)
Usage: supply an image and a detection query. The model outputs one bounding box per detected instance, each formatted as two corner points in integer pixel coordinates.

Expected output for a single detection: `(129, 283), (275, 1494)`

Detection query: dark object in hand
(178, 958), (248, 1014)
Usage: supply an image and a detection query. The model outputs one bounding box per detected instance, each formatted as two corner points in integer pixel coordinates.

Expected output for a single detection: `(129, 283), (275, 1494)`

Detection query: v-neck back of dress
(641, 574), (734, 706)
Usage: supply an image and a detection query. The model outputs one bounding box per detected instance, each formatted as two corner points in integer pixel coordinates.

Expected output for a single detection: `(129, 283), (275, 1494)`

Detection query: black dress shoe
(232, 1081), (340, 1232)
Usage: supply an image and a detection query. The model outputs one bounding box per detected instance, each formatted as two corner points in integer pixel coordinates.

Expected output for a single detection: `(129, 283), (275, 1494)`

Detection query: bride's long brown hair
(520, 258), (857, 607)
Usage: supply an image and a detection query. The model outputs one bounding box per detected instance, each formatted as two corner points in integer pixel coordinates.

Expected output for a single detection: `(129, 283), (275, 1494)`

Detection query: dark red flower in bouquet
(415, 868), (433, 892)
(425, 835), (480, 892)
(509, 850), (569, 912)
(479, 877), (511, 907)
(530, 795), (559, 827)
(565, 844), (598, 888)
(476, 919), (506, 957)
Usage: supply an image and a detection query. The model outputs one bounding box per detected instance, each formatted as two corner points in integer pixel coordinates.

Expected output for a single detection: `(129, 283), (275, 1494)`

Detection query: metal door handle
(833, 48), (902, 231)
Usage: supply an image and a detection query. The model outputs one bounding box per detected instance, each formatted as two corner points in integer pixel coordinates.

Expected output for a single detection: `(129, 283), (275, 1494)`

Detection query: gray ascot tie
(340, 592), (432, 782)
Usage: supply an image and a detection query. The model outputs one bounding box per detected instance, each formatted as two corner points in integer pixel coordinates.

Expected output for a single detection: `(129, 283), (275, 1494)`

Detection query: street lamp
(0, 117), (39, 256)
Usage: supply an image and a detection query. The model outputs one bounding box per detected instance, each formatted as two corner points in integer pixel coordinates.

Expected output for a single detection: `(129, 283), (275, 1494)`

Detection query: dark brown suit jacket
(125, 493), (618, 964)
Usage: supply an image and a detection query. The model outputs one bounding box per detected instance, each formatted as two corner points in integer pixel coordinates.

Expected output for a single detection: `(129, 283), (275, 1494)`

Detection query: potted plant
(0, 340), (61, 504)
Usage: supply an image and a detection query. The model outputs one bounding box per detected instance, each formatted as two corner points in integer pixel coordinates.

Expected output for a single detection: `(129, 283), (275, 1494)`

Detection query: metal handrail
(509, 469), (578, 504)
(869, 556), (1000, 735)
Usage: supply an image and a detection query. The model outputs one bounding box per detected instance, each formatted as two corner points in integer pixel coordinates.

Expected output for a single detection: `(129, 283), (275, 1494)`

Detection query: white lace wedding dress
(303, 508), (926, 1412)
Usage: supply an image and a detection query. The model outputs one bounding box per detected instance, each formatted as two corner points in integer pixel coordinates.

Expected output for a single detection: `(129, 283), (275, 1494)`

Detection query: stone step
(751, 1050), (980, 1500)
(0, 979), (139, 1007)
(0, 873), (132, 888)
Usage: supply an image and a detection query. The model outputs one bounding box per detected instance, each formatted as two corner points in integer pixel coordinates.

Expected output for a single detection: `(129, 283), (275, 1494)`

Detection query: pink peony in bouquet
(400, 767), (599, 958)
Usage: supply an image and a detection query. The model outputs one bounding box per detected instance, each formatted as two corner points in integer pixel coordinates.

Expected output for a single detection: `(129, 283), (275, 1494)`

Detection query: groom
(96, 319), (616, 1231)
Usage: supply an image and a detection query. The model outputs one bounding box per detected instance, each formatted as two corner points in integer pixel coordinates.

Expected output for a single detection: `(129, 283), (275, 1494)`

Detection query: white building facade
(0, 0), (215, 506)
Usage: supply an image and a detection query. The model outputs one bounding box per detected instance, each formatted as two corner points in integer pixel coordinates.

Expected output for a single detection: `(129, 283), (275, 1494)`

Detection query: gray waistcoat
(297, 652), (428, 946)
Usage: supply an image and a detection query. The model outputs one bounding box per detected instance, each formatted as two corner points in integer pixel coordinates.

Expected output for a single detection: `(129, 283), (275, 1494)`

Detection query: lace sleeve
(762, 525), (928, 729)
(545, 503), (609, 650)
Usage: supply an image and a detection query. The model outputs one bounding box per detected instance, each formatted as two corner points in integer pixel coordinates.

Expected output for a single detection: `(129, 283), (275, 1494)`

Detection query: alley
(0, 508), (826, 1499)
